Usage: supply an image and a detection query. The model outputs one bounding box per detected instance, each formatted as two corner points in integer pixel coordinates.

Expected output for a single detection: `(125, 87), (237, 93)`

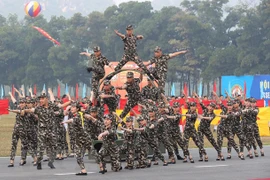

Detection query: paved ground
(0, 146), (270, 180)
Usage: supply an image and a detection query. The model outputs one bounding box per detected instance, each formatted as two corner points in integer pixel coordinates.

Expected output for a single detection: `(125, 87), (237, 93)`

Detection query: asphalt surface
(0, 146), (269, 180)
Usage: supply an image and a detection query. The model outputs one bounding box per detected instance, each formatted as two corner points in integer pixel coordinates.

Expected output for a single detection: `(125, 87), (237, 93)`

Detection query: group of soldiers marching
(7, 25), (264, 176)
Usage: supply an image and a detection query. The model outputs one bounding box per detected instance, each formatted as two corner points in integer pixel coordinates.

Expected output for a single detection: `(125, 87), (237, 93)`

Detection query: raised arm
(8, 92), (17, 104)
(29, 88), (33, 98)
(80, 52), (91, 57)
(169, 50), (188, 59)
(14, 88), (23, 98)
(20, 87), (25, 98)
(115, 84), (127, 90)
(114, 30), (125, 39)
(48, 88), (55, 102)
(136, 35), (144, 40)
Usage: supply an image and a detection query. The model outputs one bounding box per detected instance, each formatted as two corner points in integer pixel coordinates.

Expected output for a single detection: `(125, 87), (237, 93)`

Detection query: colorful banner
(221, 75), (270, 106)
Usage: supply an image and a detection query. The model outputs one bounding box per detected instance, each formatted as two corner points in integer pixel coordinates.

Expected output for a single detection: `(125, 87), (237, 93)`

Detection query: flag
(228, 82), (231, 96)
(171, 83), (175, 96)
(82, 84), (86, 98)
(65, 83), (68, 94)
(43, 84), (46, 92)
(184, 82), (188, 96)
(34, 84), (37, 94)
(57, 84), (61, 98)
(0, 85), (3, 99)
(198, 81), (203, 97)
(75, 83), (79, 100)
(213, 81), (217, 93)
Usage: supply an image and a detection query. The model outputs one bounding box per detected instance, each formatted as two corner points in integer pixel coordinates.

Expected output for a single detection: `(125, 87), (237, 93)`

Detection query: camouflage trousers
(56, 125), (66, 154)
(36, 128), (57, 164)
(183, 127), (206, 157)
(228, 126), (250, 153)
(147, 138), (165, 162)
(217, 126), (239, 154)
(25, 129), (37, 159)
(242, 123), (256, 151)
(169, 131), (186, 156)
(97, 143), (121, 171)
(92, 73), (105, 98)
(120, 98), (148, 119)
(157, 134), (175, 159)
(75, 137), (92, 170)
(103, 98), (119, 113)
(9, 127), (28, 161)
(114, 53), (152, 78)
(121, 143), (135, 167)
(198, 126), (221, 157)
(150, 68), (166, 94)
(68, 125), (75, 154)
(253, 123), (263, 149)
(135, 144), (148, 167)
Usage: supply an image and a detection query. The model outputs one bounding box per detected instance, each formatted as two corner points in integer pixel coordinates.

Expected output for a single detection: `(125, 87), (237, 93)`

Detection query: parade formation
(7, 25), (264, 176)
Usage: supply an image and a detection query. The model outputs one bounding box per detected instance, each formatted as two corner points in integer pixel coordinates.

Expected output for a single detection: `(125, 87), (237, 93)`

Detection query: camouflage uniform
(141, 82), (159, 102)
(135, 117), (149, 168)
(121, 117), (136, 169)
(148, 47), (170, 93)
(88, 47), (110, 97)
(99, 81), (119, 113)
(67, 111), (75, 155)
(167, 105), (187, 158)
(217, 103), (240, 156)
(119, 73), (147, 119)
(227, 106), (248, 153)
(53, 105), (66, 156)
(9, 104), (28, 162)
(251, 105), (263, 151)
(34, 102), (58, 165)
(97, 115), (121, 172)
(72, 109), (92, 171)
(142, 119), (166, 163)
(114, 25), (152, 79)
(182, 102), (206, 158)
(197, 103), (221, 158)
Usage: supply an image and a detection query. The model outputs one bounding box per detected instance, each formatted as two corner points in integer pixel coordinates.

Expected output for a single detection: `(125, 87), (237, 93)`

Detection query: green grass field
(0, 114), (270, 157)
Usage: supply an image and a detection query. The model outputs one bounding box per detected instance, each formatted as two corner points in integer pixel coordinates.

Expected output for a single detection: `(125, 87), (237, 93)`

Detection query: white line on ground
(195, 165), (229, 168)
(54, 172), (96, 176)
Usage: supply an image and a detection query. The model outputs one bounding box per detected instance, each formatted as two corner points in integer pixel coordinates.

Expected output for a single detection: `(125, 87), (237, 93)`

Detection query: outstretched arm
(114, 30), (125, 39)
(48, 88), (55, 102)
(169, 50), (188, 59)
(136, 35), (144, 40)
(80, 52), (91, 57)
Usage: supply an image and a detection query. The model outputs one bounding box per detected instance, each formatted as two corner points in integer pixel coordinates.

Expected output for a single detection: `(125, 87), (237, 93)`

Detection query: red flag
(75, 83), (79, 100)
(184, 82), (188, 96)
(244, 81), (246, 96)
(0, 99), (9, 115)
(34, 84), (37, 95)
(57, 84), (61, 99)
(213, 81), (217, 93)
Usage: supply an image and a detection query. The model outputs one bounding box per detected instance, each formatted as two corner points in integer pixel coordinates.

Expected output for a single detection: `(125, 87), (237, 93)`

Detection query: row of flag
(1, 83), (88, 100)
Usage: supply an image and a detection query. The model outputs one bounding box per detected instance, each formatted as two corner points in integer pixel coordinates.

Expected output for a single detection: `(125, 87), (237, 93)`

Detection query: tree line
(0, 0), (269, 95)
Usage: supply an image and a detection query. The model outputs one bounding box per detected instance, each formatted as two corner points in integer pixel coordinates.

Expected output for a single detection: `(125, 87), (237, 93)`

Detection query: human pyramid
(7, 25), (264, 176)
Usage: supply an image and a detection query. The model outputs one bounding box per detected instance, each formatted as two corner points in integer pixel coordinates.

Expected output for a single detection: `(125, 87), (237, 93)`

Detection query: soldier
(156, 103), (176, 164)
(134, 116), (151, 169)
(216, 101), (242, 160)
(98, 80), (120, 113)
(145, 46), (188, 93)
(62, 102), (92, 176)
(250, 98), (264, 156)
(116, 115), (136, 170)
(80, 46), (113, 101)
(197, 100), (221, 161)
(181, 101), (207, 163)
(165, 102), (186, 160)
(141, 78), (159, 102)
(97, 114), (122, 174)
(227, 99), (247, 160)
(21, 93), (71, 170)
(8, 98), (29, 167)
(116, 71), (146, 119)
(114, 25), (154, 79)
(134, 108), (168, 166)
